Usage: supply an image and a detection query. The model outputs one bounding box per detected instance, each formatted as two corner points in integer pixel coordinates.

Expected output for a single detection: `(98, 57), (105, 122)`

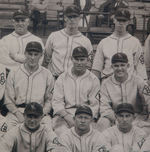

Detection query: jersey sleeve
(144, 35), (150, 79)
(92, 41), (104, 72)
(88, 76), (100, 119)
(52, 74), (66, 116)
(42, 33), (54, 68)
(0, 65), (6, 101)
(133, 39), (147, 80)
(43, 70), (54, 114)
(4, 70), (18, 114)
(100, 82), (116, 122)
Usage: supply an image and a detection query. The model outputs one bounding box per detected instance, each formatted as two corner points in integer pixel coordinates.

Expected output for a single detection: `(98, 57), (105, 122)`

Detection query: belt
(16, 103), (26, 108)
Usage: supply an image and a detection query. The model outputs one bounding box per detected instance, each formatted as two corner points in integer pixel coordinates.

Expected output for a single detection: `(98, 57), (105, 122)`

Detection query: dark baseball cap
(115, 103), (135, 115)
(13, 9), (29, 19)
(72, 46), (88, 58)
(24, 102), (43, 116)
(115, 9), (130, 21)
(111, 52), (128, 64)
(75, 105), (93, 117)
(25, 41), (43, 53)
(64, 5), (81, 17)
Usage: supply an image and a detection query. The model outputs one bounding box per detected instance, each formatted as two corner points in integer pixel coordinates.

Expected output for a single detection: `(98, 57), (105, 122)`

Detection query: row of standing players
(0, 4), (150, 152)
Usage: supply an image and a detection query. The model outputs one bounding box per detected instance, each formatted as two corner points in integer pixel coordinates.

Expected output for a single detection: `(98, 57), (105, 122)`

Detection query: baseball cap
(111, 52), (128, 64)
(13, 9), (29, 19)
(24, 102), (43, 116)
(115, 103), (135, 114)
(114, 0), (129, 9)
(25, 41), (43, 53)
(115, 9), (130, 21)
(75, 105), (93, 117)
(72, 46), (88, 58)
(64, 5), (81, 17)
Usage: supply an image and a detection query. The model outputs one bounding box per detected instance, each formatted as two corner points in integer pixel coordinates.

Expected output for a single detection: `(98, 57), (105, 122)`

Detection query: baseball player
(92, 8), (147, 81)
(4, 41), (54, 130)
(52, 46), (100, 135)
(0, 102), (64, 152)
(98, 52), (150, 132)
(101, 103), (146, 152)
(0, 9), (44, 71)
(42, 5), (93, 79)
(59, 105), (106, 152)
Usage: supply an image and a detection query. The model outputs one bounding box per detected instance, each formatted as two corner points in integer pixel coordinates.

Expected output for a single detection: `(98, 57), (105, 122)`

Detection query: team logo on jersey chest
(0, 73), (5, 85)
(139, 52), (144, 64)
(1, 123), (7, 132)
(142, 85), (150, 96)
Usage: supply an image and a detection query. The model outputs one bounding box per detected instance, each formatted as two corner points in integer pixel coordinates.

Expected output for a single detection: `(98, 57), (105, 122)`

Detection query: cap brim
(13, 15), (28, 19)
(115, 16), (128, 21)
(66, 13), (80, 17)
(116, 109), (134, 114)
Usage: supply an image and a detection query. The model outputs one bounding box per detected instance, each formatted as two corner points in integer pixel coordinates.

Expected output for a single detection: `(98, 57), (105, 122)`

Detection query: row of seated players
(0, 41), (150, 151)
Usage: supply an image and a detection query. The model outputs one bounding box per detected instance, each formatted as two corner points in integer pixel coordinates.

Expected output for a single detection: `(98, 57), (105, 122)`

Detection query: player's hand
(15, 111), (24, 123)
(64, 114), (74, 128)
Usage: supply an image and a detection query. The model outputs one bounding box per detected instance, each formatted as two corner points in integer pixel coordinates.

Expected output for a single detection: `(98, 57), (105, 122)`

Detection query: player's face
(116, 112), (134, 132)
(65, 15), (81, 31)
(112, 62), (129, 78)
(25, 51), (42, 68)
(114, 18), (129, 33)
(74, 113), (92, 131)
(24, 114), (43, 131)
(72, 57), (88, 72)
(13, 18), (29, 35)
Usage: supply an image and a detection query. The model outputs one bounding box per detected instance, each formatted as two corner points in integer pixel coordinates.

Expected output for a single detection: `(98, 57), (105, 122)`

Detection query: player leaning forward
(52, 46), (100, 135)
(4, 41), (54, 130)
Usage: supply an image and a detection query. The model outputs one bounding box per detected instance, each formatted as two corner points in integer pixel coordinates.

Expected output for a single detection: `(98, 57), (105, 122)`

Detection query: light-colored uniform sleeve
(4, 70), (18, 114)
(42, 33), (54, 68)
(144, 35), (150, 79)
(88, 76), (100, 119)
(0, 127), (16, 152)
(0, 65), (6, 101)
(134, 39), (147, 80)
(43, 71), (54, 115)
(52, 74), (66, 116)
(92, 41), (104, 73)
(100, 81), (116, 122)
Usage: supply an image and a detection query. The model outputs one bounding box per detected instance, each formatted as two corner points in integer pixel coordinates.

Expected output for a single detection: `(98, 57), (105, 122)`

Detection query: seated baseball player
(52, 46), (100, 135)
(0, 102), (64, 152)
(59, 105), (106, 152)
(4, 41), (54, 130)
(101, 103), (146, 152)
(98, 52), (150, 133)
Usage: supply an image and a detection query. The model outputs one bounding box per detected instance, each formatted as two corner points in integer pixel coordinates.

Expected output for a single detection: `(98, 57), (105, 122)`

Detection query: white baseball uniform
(92, 33), (147, 80)
(99, 73), (150, 124)
(101, 125), (146, 152)
(0, 64), (6, 101)
(43, 29), (93, 77)
(59, 126), (106, 152)
(0, 123), (61, 152)
(52, 69), (100, 134)
(0, 31), (44, 71)
(4, 64), (54, 128)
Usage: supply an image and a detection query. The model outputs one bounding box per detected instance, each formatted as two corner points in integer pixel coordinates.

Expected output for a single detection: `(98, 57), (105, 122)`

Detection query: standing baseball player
(98, 52), (150, 132)
(92, 8), (147, 81)
(0, 9), (44, 71)
(52, 46), (100, 135)
(0, 102), (64, 152)
(101, 103), (146, 152)
(59, 105), (106, 152)
(4, 41), (54, 130)
(42, 5), (93, 79)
